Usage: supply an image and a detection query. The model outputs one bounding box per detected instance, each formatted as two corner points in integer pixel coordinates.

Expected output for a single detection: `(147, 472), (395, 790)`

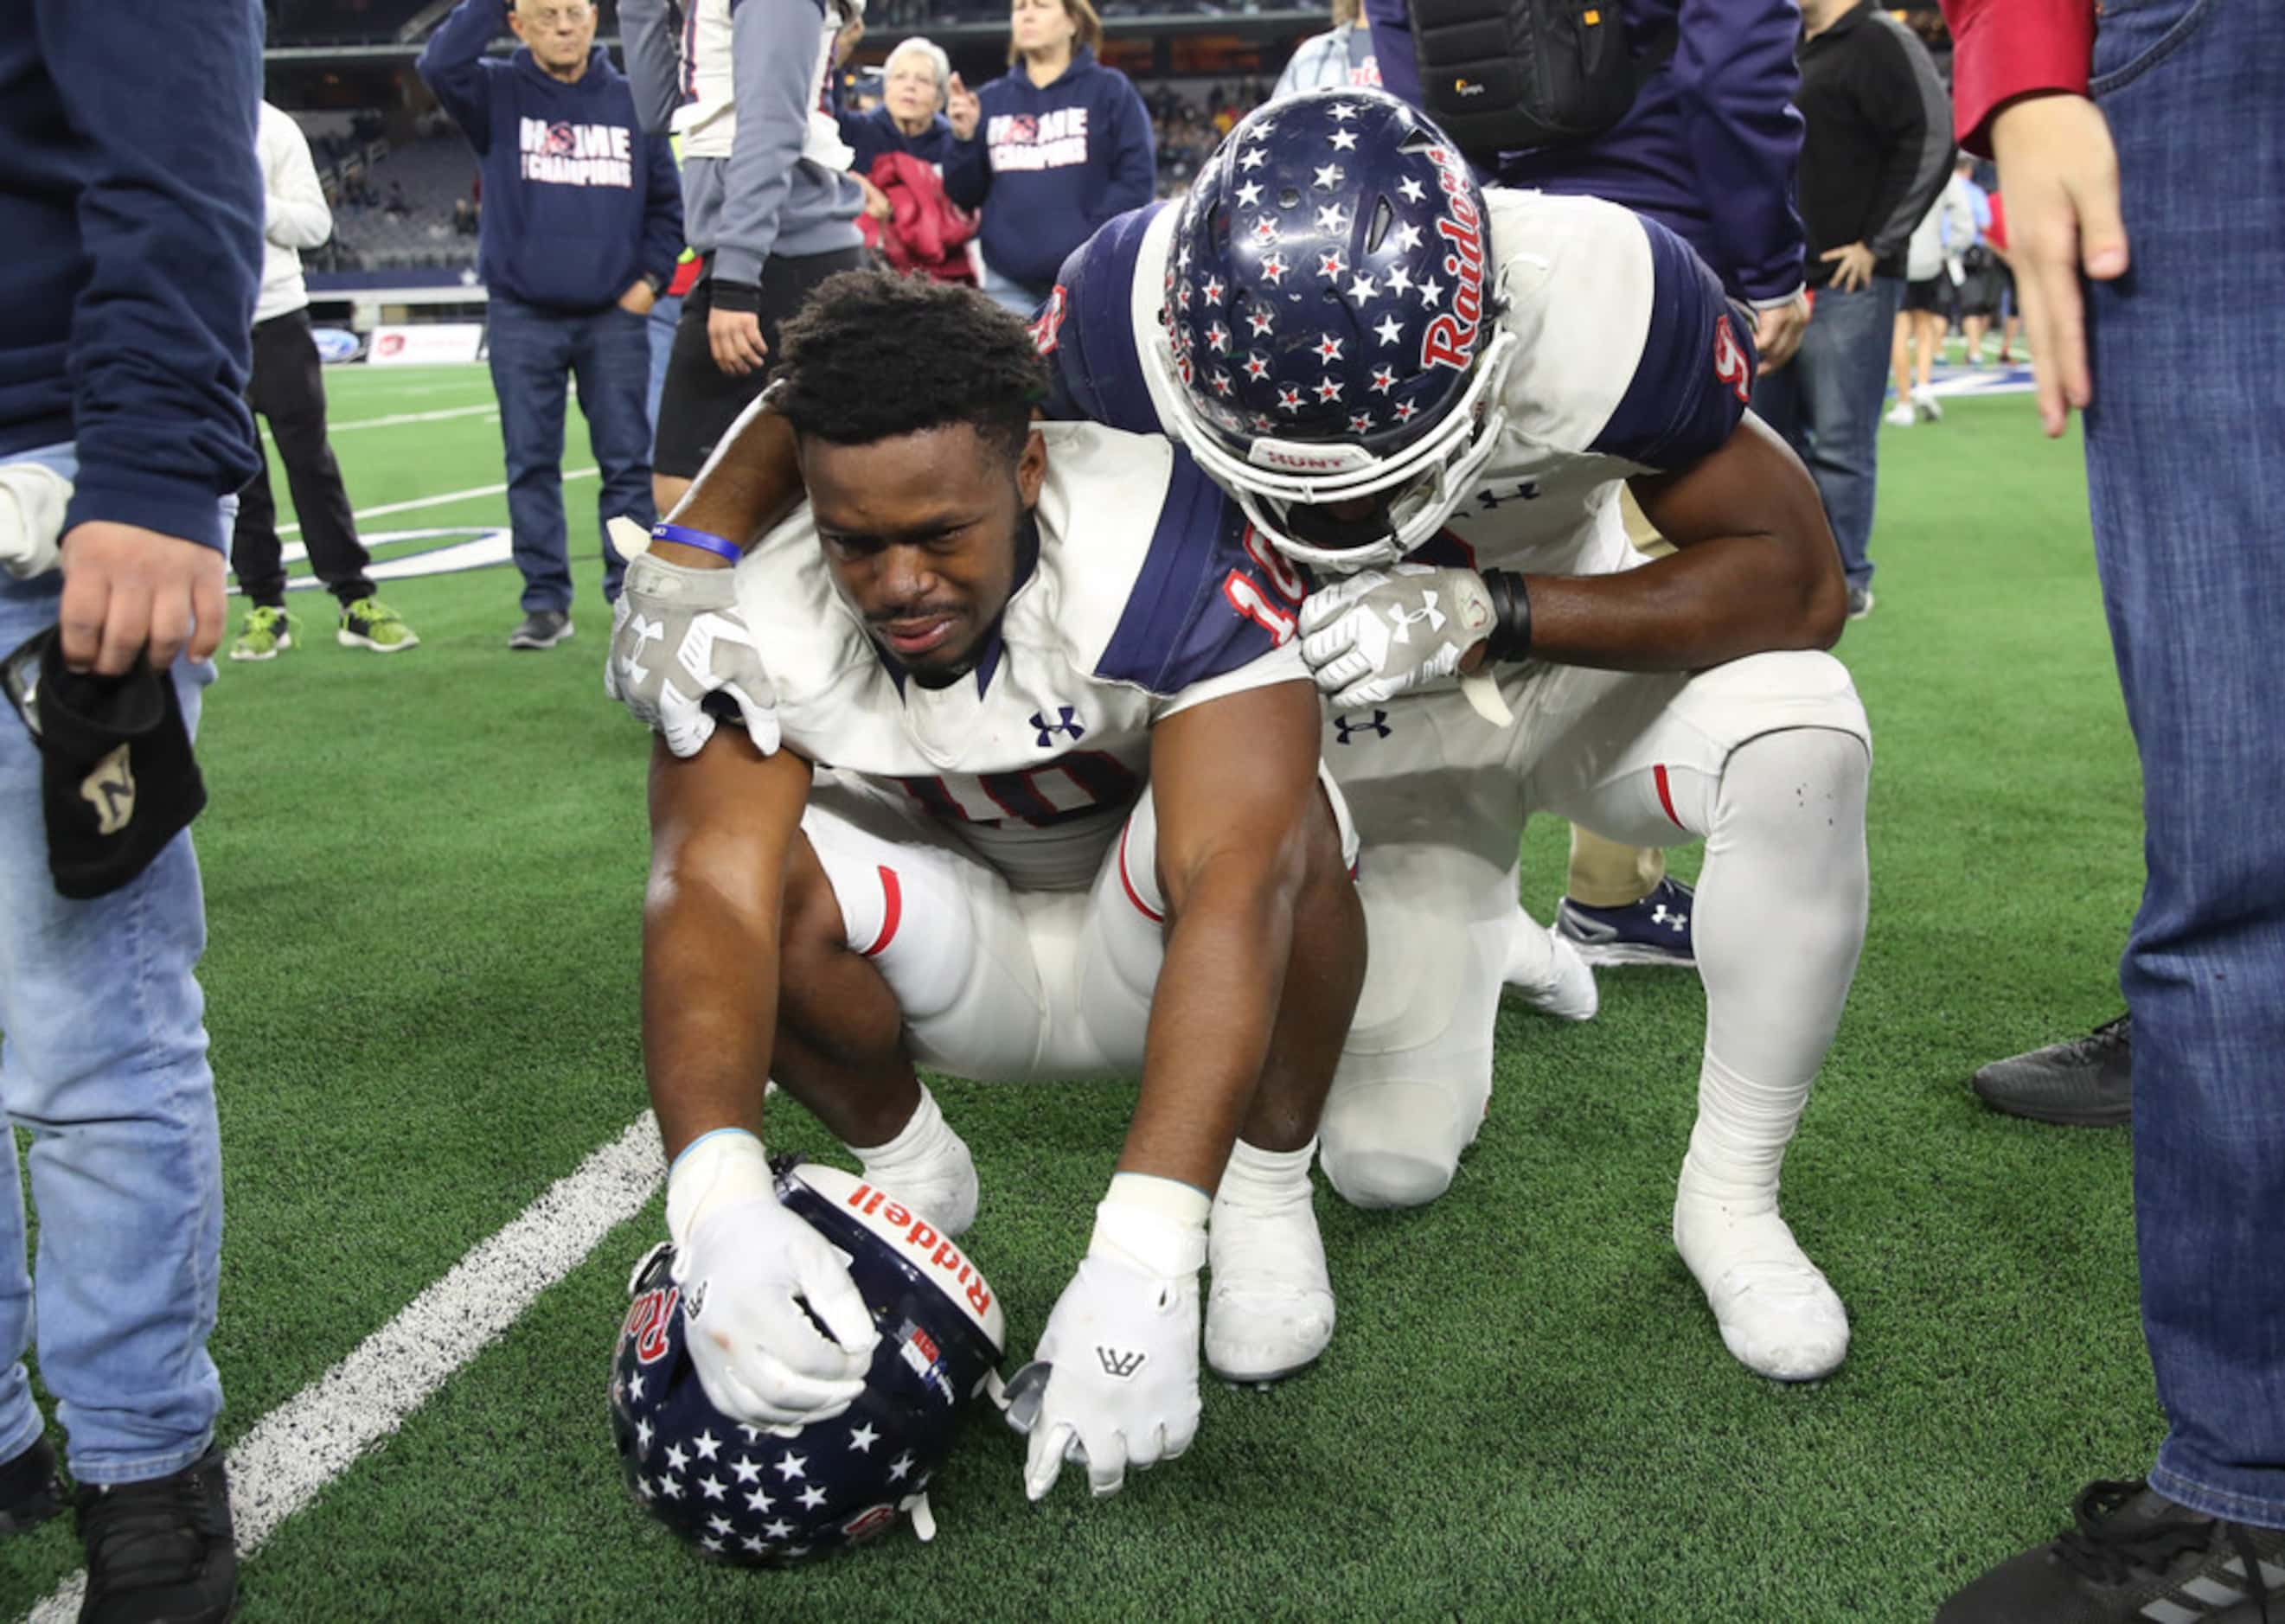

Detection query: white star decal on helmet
(1317, 248), (1346, 280)
(1252, 216), (1279, 245)
(1314, 162), (1344, 189)
(1315, 203), (1347, 232)
(1328, 127), (1359, 150)
(1246, 307), (1275, 335)
(1418, 275), (1443, 307)
(1247, 118), (1277, 141)
(1207, 321), (1231, 352)
(1394, 221), (1424, 251)
(1240, 146), (1267, 170)
(1348, 410), (1374, 432)
(1370, 365), (1397, 393)
(1261, 251), (1288, 284)
(1245, 353), (1271, 378)
(1373, 313), (1404, 345)
(1234, 178), (1263, 207)
(1202, 275), (1225, 304)
(1277, 385), (1303, 412)
(1328, 99), (1360, 121)
(1397, 175), (1425, 203)
(1315, 333), (1345, 361)
(1384, 263), (1415, 295)
(1394, 399), (1419, 422)
(1212, 371), (1233, 394)
(1314, 376), (1343, 402)
(1348, 272), (1378, 302)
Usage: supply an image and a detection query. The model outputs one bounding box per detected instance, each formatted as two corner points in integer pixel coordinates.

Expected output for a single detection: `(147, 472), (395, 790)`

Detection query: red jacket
(1938, 0), (2096, 153)
(859, 152), (977, 285)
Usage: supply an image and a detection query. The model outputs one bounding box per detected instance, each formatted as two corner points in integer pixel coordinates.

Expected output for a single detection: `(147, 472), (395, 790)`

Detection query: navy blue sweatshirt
(1360, 0), (1807, 307)
(0, 0), (263, 552)
(419, 0), (684, 312)
(973, 49), (1155, 291)
(840, 107), (990, 211)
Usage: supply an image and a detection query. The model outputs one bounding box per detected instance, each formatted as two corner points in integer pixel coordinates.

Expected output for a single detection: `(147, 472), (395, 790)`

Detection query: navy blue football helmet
(1156, 88), (1520, 571)
(609, 1160), (1007, 1565)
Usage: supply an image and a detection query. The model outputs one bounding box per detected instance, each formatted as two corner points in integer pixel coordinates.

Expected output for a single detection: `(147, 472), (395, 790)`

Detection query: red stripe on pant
(861, 866), (903, 956)
(1654, 764), (1685, 829)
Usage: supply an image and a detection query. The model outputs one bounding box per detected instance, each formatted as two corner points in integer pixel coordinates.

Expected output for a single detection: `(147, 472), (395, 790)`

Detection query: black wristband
(1481, 568), (1532, 662)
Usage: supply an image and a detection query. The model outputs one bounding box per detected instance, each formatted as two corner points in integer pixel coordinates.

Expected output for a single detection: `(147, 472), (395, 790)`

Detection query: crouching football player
(630, 272), (1366, 1503)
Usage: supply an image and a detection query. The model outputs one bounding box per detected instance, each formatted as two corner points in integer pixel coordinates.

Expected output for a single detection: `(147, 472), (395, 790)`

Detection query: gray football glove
(605, 534), (778, 759)
(1297, 564), (1497, 710)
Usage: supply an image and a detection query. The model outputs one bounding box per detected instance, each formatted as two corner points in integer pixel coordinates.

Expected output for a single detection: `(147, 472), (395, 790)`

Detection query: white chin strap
(1155, 317), (1519, 575)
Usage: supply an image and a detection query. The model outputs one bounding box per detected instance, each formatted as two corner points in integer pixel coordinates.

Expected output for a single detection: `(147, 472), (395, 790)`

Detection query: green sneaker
(229, 604), (295, 662)
(338, 596), (419, 654)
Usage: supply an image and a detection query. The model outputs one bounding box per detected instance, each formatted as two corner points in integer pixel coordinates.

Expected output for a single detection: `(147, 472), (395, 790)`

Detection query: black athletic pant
(233, 308), (374, 609)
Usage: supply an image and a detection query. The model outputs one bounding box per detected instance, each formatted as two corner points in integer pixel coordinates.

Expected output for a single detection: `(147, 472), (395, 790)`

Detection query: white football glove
(605, 525), (780, 760)
(664, 1132), (880, 1429)
(1297, 563), (1497, 710)
(1010, 1198), (1206, 1501)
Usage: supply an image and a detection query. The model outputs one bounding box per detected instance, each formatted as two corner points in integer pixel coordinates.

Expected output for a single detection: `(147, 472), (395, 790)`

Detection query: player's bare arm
(1516, 412), (1849, 671)
(640, 732), (811, 1159)
(1121, 676), (1360, 1192)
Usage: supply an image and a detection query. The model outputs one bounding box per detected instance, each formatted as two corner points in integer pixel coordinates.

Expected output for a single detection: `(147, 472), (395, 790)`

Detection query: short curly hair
(768, 271), (1049, 464)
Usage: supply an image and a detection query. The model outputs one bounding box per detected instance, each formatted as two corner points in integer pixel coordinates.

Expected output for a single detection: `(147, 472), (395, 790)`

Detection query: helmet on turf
(1155, 88), (1519, 572)
(609, 1160), (1006, 1565)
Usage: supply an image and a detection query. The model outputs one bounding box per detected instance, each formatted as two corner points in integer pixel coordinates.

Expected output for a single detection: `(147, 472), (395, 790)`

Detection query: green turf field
(1, 365), (2147, 1622)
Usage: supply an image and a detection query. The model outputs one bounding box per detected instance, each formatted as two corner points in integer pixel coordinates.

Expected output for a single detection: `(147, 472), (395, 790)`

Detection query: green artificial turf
(0, 371), (2149, 1622)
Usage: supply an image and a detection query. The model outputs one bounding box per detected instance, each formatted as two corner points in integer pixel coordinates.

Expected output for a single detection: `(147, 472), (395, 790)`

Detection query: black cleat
(75, 1445), (237, 1624)
(508, 609), (573, 650)
(1971, 1013), (2131, 1126)
(1938, 1480), (2284, 1623)
(0, 1434), (64, 1536)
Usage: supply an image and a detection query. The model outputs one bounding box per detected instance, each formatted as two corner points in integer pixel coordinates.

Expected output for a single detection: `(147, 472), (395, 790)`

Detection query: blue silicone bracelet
(652, 523), (743, 565)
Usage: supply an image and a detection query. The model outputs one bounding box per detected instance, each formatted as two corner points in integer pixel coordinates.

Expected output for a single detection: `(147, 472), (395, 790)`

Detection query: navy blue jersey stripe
(1588, 214), (1757, 472)
(1036, 203), (1168, 435)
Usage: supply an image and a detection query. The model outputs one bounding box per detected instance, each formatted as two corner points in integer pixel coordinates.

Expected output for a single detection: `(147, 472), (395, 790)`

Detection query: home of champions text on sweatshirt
(973, 48), (1155, 291)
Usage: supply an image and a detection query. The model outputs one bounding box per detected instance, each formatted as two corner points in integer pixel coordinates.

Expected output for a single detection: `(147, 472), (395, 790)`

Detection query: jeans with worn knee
(0, 442), (223, 1487)
(2082, 0), (2285, 1529)
(1750, 276), (1903, 593)
(484, 291), (655, 613)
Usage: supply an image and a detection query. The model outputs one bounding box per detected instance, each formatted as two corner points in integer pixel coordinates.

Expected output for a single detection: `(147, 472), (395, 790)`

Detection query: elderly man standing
(419, 0), (683, 651)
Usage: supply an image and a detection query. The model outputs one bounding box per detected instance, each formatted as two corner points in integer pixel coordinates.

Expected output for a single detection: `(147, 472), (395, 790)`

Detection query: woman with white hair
(839, 36), (988, 208)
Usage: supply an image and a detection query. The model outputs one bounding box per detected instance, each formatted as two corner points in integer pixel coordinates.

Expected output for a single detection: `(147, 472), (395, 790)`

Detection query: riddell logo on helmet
(1247, 439), (1375, 473)
(1420, 153), (1486, 374)
(848, 1181), (995, 1321)
(624, 1284), (679, 1365)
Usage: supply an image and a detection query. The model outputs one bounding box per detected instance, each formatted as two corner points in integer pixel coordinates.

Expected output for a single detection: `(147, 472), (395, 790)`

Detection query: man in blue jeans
(419, 0), (683, 650)
(1935, 0), (2285, 1614)
(0, 5), (264, 1621)
(1749, 0), (1951, 621)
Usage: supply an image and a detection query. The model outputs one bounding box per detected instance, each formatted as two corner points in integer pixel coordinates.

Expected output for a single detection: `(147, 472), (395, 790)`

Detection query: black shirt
(1795, 1), (1955, 286)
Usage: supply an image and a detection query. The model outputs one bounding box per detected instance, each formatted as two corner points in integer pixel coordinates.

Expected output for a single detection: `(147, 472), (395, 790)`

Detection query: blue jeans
(645, 291), (683, 463)
(484, 291), (655, 615)
(1750, 276), (1904, 592)
(2084, 0), (2285, 1529)
(0, 443), (223, 1487)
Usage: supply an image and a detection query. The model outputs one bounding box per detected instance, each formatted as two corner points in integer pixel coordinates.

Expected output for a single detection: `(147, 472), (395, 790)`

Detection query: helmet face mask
(609, 1161), (1005, 1567)
(1155, 87), (1515, 574)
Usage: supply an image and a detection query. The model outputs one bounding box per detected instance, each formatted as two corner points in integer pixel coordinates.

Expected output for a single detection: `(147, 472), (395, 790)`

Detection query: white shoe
(1501, 924), (1598, 1022)
(1916, 394), (1944, 422)
(1673, 1192), (1849, 1382)
(1206, 1171), (1335, 1385)
(1884, 401), (1916, 427)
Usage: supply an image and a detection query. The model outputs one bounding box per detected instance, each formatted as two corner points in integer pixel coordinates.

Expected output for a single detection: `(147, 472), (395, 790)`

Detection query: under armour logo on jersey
(80, 744), (134, 836)
(1334, 710), (1392, 743)
(1475, 481), (1539, 511)
(1096, 1346), (1148, 1380)
(1384, 596), (1445, 644)
(1031, 706), (1085, 745)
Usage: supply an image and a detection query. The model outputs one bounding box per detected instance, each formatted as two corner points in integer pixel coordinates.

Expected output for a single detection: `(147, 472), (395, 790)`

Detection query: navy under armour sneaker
(1555, 876), (1696, 969)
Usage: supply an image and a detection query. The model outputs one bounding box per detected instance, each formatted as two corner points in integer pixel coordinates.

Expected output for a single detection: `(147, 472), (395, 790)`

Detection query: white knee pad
(1319, 1077), (1487, 1210)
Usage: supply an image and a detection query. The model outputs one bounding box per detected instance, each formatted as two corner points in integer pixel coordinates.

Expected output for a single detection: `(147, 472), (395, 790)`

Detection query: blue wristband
(652, 523), (743, 565)
(668, 1126), (763, 1177)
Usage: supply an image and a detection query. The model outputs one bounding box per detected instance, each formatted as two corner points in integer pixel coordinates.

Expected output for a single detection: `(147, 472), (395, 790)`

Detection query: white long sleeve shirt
(256, 102), (334, 322)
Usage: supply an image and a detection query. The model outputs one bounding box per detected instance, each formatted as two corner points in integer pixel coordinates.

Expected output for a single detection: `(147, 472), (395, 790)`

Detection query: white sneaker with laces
(1885, 401), (1917, 427)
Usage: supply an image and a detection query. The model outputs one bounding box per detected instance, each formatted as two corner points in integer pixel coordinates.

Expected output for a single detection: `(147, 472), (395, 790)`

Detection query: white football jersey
(669, 0), (854, 171)
(1031, 186), (1757, 581)
(737, 422), (1312, 891)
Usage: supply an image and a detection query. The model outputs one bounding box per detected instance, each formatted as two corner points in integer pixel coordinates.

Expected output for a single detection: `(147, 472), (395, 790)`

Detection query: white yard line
(24, 1116), (666, 1624)
(263, 404), (498, 438)
(277, 467), (596, 538)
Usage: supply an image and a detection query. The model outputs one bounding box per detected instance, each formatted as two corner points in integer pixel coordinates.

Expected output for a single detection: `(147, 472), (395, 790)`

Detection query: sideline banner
(368, 323), (486, 366)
